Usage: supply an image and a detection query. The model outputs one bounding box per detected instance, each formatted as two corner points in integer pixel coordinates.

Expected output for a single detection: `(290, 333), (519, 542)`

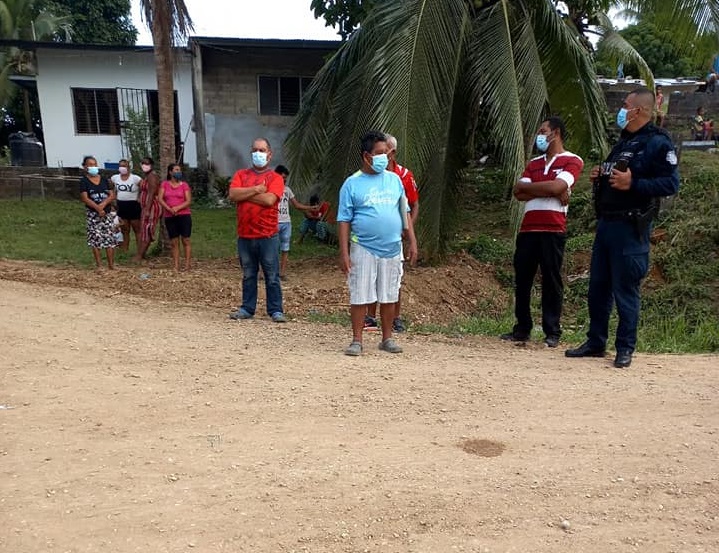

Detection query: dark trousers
(512, 232), (566, 339)
(237, 235), (283, 316)
(586, 220), (649, 353)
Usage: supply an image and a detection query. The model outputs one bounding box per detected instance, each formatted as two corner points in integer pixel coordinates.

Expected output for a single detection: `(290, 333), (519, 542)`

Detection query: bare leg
(120, 219), (130, 252)
(135, 232), (151, 261)
(280, 251), (288, 277)
(106, 247), (115, 270)
(91, 247), (102, 269)
(379, 303), (395, 342)
(350, 304), (368, 343)
(367, 302), (378, 318)
(130, 219), (142, 255)
(171, 238), (180, 271)
(182, 237), (192, 271)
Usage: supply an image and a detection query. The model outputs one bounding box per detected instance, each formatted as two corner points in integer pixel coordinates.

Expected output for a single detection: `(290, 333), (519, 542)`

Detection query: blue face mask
(172, 172), (183, 180)
(87, 166), (99, 176)
(616, 107), (633, 129)
(252, 151), (268, 168)
(535, 134), (550, 153)
(370, 153), (388, 173)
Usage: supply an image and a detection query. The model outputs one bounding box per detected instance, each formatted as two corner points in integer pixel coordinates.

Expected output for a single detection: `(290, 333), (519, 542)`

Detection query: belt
(598, 209), (643, 221)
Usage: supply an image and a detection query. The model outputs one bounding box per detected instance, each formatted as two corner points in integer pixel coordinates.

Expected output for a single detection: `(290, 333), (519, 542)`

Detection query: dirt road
(1, 279), (717, 552)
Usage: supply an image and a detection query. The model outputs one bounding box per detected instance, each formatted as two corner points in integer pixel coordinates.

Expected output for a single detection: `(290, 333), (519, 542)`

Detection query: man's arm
(513, 178), (568, 199)
(338, 221), (351, 274)
(247, 172), (283, 207)
(404, 211), (418, 266)
(248, 192), (279, 207)
(227, 171), (268, 202)
(409, 201), (419, 224)
(631, 137), (680, 197)
(290, 197), (316, 212)
(228, 184), (266, 202)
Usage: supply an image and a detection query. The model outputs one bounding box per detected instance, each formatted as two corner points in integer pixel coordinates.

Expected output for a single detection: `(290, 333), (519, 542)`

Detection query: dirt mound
(0, 251), (507, 325)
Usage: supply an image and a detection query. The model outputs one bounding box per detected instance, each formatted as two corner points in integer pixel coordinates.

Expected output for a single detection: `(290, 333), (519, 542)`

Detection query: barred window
(258, 76), (314, 116)
(72, 88), (120, 135)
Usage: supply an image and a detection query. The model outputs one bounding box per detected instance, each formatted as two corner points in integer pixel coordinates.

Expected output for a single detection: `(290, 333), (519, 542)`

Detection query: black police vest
(594, 124), (668, 215)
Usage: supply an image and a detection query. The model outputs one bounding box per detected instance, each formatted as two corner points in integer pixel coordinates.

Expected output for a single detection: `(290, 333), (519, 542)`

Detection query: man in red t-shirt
(228, 137), (286, 322)
(500, 116), (584, 348)
(365, 134), (419, 333)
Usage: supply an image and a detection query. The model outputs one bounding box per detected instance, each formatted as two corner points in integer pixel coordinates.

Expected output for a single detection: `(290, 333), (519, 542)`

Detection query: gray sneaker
(379, 338), (403, 353)
(229, 308), (253, 320)
(271, 312), (287, 323)
(345, 341), (363, 356)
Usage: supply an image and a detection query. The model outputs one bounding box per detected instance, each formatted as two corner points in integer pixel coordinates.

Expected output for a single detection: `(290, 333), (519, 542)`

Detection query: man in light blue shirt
(338, 131), (418, 356)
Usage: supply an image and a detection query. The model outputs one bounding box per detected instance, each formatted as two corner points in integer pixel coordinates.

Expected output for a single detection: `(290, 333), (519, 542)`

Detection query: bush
(467, 234), (513, 264)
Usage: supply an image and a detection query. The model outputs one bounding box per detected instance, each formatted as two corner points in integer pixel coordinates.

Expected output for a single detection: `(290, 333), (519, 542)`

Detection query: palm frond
(593, 12), (654, 87)
(287, 0), (613, 258)
(621, 0), (719, 40)
(287, 0), (473, 258)
(533, 0), (609, 157)
(140, 0), (194, 44)
(0, 1), (14, 38)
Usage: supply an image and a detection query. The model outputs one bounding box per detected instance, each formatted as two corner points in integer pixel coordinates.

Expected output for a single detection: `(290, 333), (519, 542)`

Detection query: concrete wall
(0, 167), (81, 199)
(35, 48), (197, 169)
(200, 46), (334, 176)
(602, 83), (719, 135)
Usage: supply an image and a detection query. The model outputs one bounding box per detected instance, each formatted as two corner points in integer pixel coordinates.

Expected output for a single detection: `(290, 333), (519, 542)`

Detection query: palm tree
(286, 0), (613, 258)
(138, 0), (193, 175)
(0, 0), (71, 123)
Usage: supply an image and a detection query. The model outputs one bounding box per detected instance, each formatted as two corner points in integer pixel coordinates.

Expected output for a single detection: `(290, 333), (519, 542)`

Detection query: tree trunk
(23, 89), (32, 133)
(151, 0), (175, 252)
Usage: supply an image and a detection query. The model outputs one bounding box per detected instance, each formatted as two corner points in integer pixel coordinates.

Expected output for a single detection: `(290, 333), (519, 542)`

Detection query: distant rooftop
(597, 76), (704, 88)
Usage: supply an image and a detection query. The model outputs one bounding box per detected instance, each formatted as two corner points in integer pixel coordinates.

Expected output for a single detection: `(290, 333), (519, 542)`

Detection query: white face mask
(252, 151), (268, 168)
(119, 167), (129, 175)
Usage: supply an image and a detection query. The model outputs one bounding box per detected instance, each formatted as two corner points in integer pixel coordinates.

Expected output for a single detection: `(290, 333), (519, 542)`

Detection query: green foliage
(288, 0), (610, 261)
(0, 145), (10, 165)
(443, 148), (719, 353)
(1, 0), (72, 108)
(213, 175), (230, 198)
(466, 233), (512, 264)
(310, 0), (374, 40)
(596, 18), (710, 78)
(39, 0), (136, 44)
(122, 106), (159, 171)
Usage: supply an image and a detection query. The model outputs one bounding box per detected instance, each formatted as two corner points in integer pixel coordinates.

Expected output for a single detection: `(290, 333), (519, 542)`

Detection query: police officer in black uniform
(565, 87), (679, 368)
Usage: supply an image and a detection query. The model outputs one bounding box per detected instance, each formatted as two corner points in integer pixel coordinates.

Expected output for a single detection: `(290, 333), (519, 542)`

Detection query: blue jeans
(586, 219), (650, 353)
(237, 235), (283, 316)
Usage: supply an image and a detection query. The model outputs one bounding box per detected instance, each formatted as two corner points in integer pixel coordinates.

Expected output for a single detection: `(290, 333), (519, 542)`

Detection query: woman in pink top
(157, 163), (192, 271)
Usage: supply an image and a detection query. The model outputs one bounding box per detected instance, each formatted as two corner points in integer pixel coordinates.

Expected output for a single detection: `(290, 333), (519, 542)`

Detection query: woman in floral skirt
(79, 155), (117, 270)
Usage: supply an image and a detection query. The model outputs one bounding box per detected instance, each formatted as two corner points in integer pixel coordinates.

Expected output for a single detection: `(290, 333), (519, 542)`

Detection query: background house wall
(35, 47), (197, 169)
(196, 41), (337, 177)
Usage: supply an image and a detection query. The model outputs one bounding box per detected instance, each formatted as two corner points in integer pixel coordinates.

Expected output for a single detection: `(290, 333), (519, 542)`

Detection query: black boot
(565, 341), (606, 358)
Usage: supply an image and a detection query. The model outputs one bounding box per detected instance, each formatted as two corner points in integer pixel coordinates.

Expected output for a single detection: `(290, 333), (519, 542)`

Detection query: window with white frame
(71, 88), (121, 135)
(258, 76), (314, 116)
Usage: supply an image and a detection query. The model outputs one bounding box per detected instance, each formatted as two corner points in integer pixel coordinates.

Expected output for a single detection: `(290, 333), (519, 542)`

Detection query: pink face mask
(119, 167), (129, 175)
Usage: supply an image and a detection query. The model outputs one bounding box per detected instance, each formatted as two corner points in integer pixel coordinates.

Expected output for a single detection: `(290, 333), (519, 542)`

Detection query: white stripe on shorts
(348, 242), (403, 305)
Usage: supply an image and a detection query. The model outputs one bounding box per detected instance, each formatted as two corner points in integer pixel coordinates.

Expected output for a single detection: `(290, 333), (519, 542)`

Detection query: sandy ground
(1, 279), (718, 553)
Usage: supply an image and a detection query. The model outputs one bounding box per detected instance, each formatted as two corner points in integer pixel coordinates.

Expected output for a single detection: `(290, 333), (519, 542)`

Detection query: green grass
(0, 199), (336, 266)
(2, 153), (718, 355)
(451, 151), (719, 353)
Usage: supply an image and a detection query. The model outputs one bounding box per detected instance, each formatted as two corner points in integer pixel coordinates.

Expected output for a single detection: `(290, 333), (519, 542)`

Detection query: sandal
(344, 341), (363, 356)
